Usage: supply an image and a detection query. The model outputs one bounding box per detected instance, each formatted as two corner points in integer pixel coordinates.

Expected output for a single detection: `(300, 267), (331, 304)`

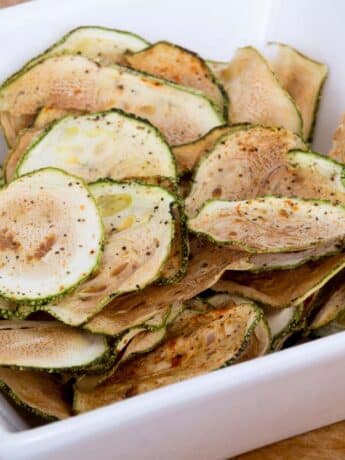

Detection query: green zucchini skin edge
(0, 26), (150, 89)
(14, 107), (178, 183)
(126, 40), (229, 121)
(0, 167), (105, 305)
(155, 201), (189, 285)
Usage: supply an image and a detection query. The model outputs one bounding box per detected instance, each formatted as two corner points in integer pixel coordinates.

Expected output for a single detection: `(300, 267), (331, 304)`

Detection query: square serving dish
(0, 0), (345, 458)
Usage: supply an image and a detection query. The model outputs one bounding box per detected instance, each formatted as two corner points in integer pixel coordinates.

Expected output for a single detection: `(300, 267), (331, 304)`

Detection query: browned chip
(213, 253), (345, 308)
(75, 303), (262, 413)
(125, 41), (226, 110)
(85, 238), (245, 335)
(0, 368), (71, 420)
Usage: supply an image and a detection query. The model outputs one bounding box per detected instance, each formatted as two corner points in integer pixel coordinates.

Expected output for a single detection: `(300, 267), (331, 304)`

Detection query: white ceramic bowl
(0, 0), (345, 458)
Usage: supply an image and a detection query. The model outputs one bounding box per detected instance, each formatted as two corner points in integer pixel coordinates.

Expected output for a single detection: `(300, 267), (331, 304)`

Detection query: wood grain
(1, 0), (345, 458)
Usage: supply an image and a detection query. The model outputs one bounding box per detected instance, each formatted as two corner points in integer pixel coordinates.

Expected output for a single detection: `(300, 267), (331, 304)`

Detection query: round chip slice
(0, 168), (103, 303)
(16, 110), (177, 182)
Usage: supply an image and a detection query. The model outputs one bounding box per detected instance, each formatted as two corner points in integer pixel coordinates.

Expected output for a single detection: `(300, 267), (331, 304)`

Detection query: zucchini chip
(85, 238), (245, 335)
(76, 303), (183, 392)
(125, 41), (227, 113)
(16, 110), (177, 182)
(4, 128), (42, 182)
(206, 293), (271, 356)
(0, 368), (71, 420)
(265, 305), (304, 351)
(0, 55), (224, 145)
(4, 27), (149, 86)
(215, 47), (302, 134)
(240, 239), (344, 272)
(270, 43), (328, 141)
(329, 114), (345, 164)
(172, 125), (231, 174)
(40, 26), (149, 66)
(120, 328), (167, 363)
(0, 169), (103, 303)
(74, 303), (263, 413)
(213, 253), (345, 308)
(0, 320), (108, 371)
(283, 150), (345, 204)
(310, 279), (345, 333)
(188, 197), (345, 253)
(185, 126), (306, 217)
(38, 181), (177, 326)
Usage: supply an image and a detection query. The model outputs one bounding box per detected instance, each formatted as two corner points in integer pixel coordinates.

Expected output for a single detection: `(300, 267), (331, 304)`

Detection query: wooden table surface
(1, 0), (345, 458)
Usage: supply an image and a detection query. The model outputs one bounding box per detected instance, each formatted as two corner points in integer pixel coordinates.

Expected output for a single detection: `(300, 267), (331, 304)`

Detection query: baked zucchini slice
(0, 55), (224, 145)
(3, 26), (149, 87)
(0, 168), (103, 303)
(125, 41), (227, 114)
(16, 110), (177, 182)
(37, 181), (177, 326)
(85, 237), (245, 335)
(213, 253), (345, 308)
(282, 150), (345, 204)
(74, 303), (263, 412)
(0, 320), (108, 371)
(206, 292), (271, 356)
(188, 197), (345, 253)
(215, 47), (302, 134)
(310, 278), (345, 334)
(329, 114), (345, 164)
(185, 126), (306, 217)
(265, 305), (304, 351)
(4, 128), (42, 182)
(240, 239), (344, 272)
(270, 42), (328, 142)
(0, 368), (71, 420)
(76, 303), (183, 392)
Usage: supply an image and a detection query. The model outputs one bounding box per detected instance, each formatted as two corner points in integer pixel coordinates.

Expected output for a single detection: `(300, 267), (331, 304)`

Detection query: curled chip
(16, 110), (177, 183)
(0, 55), (224, 145)
(188, 197), (345, 254)
(270, 42), (328, 142)
(74, 303), (264, 413)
